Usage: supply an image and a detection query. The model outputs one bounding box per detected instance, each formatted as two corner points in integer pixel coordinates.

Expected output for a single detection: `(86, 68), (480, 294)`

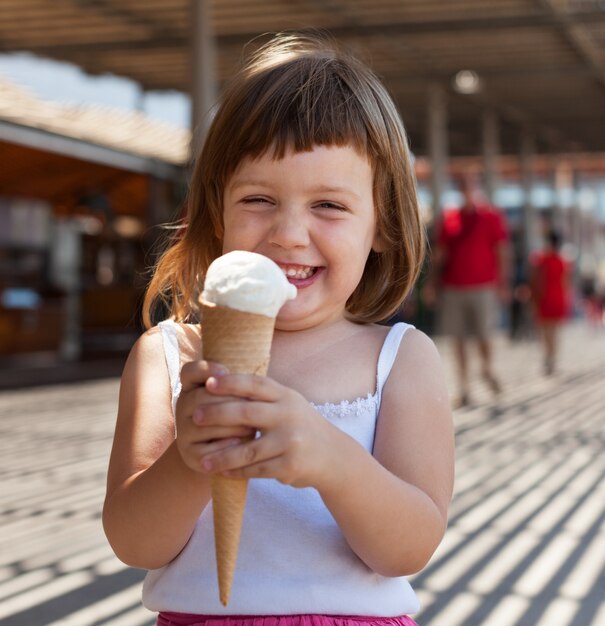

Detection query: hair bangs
(236, 56), (371, 163)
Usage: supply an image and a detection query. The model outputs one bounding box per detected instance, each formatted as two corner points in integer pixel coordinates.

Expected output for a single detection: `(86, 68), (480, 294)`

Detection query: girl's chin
(275, 303), (303, 326)
(275, 300), (315, 329)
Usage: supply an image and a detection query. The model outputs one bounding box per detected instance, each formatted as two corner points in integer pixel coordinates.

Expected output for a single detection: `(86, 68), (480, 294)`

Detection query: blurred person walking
(529, 228), (572, 375)
(428, 172), (510, 407)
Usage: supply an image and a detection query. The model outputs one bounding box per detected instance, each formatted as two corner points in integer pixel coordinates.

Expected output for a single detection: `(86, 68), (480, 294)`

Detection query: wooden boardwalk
(1, 323), (604, 626)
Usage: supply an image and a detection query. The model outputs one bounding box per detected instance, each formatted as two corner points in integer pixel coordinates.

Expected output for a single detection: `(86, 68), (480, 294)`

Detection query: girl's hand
(175, 360), (256, 473)
(195, 373), (337, 489)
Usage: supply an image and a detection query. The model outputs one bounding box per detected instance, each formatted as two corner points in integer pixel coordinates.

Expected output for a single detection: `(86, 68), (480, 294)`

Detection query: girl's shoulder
(124, 321), (201, 371)
(119, 326), (171, 409)
(125, 324), (164, 365)
(364, 321), (426, 349)
(380, 326), (447, 411)
(371, 324), (443, 391)
(150, 320), (202, 362)
(158, 320), (202, 363)
(358, 322), (431, 373)
(392, 324), (437, 360)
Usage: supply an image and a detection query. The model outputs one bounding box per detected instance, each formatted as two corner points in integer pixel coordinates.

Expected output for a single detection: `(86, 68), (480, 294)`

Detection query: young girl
(103, 32), (454, 626)
(530, 228), (572, 374)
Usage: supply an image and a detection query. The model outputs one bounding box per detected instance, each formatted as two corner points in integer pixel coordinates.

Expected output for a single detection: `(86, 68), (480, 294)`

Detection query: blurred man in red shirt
(431, 173), (510, 407)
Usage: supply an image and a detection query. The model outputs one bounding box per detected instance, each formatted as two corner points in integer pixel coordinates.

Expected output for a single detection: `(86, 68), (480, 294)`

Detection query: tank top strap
(376, 322), (414, 410)
(158, 319), (182, 418)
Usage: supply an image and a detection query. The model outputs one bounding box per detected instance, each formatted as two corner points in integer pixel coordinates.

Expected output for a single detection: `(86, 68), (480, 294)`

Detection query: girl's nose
(268, 208), (310, 249)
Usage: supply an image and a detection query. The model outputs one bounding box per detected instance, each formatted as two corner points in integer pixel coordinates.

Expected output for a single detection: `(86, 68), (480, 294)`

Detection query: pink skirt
(157, 614), (419, 626)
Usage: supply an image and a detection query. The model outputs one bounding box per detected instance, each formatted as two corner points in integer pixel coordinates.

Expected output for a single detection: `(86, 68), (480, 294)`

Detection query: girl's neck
(268, 317), (380, 403)
(273, 316), (359, 344)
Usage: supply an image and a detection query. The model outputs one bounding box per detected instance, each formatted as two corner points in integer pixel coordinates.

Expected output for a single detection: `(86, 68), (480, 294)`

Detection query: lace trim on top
(311, 391), (378, 420)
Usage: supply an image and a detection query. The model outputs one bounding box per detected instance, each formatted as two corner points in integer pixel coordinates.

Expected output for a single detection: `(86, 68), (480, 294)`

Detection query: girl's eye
(242, 197), (271, 204)
(315, 201), (346, 211)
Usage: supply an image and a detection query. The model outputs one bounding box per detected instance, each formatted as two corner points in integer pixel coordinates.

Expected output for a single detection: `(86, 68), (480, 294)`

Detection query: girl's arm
(103, 329), (244, 570)
(197, 329), (454, 577)
(318, 329), (454, 576)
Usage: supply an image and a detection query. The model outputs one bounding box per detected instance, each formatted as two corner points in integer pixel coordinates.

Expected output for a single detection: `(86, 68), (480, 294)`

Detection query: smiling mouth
(279, 264), (318, 280)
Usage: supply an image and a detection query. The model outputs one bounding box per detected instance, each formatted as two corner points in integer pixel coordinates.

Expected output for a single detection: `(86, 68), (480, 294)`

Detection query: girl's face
(222, 144), (382, 331)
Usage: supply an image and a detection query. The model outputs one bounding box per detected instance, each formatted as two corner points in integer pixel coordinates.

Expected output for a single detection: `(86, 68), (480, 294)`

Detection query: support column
(482, 109), (500, 204)
(427, 84), (448, 221)
(191, 0), (218, 157)
(147, 176), (172, 252)
(552, 157), (570, 234)
(569, 168), (588, 303)
(570, 168), (582, 265)
(520, 130), (537, 259)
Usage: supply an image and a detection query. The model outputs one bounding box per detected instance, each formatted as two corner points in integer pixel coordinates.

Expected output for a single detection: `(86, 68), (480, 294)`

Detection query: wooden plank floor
(1, 323), (604, 626)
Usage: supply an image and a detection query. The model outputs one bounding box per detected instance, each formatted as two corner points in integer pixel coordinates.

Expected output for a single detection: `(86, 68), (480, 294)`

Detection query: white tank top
(143, 321), (419, 617)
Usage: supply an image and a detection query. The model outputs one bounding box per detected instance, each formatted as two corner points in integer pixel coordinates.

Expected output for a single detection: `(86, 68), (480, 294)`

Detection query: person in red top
(530, 229), (571, 375)
(430, 173), (509, 407)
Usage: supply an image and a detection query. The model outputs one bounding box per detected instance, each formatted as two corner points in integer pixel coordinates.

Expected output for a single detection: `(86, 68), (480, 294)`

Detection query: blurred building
(0, 79), (188, 363)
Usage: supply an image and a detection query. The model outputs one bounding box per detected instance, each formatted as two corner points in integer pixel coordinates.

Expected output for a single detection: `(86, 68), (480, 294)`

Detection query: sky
(0, 51), (191, 128)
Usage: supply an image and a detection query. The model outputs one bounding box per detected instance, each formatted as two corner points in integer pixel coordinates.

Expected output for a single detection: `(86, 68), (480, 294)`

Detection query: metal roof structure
(1, 0), (604, 158)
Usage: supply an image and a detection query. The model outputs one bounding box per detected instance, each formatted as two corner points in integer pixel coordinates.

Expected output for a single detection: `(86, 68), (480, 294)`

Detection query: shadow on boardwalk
(0, 323), (604, 626)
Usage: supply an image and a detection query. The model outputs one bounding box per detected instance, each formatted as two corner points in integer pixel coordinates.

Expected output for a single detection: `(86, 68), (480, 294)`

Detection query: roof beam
(3, 9), (605, 56)
(537, 0), (605, 90)
(71, 0), (183, 41)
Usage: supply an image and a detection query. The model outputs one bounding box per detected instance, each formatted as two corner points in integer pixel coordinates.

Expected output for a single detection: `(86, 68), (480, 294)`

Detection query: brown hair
(143, 31), (425, 328)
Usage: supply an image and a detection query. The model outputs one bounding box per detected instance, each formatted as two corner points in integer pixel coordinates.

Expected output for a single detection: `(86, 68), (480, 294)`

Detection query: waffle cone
(201, 301), (276, 606)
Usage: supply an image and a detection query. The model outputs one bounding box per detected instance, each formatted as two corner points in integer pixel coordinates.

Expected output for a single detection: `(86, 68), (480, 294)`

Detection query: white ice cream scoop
(202, 250), (297, 317)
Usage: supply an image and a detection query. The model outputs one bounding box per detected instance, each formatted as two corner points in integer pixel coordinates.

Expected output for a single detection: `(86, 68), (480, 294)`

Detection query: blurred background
(1, 2), (605, 626)
(1, 0), (604, 375)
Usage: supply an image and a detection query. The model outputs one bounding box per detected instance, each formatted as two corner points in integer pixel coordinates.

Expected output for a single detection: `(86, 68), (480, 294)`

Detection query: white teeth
(281, 266), (314, 280)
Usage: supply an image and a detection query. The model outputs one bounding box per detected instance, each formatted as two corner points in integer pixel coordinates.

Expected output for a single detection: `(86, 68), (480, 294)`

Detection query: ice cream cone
(201, 302), (275, 377)
(199, 251), (296, 605)
(201, 301), (276, 606)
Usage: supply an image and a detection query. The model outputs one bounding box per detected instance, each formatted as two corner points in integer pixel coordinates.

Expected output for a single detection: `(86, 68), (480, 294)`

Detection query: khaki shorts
(439, 286), (498, 339)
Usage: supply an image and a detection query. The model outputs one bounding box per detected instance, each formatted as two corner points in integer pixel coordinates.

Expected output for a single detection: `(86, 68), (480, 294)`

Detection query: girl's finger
(195, 399), (275, 429)
(180, 360), (228, 393)
(200, 434), (282, 474)
(191, 425), (255, 442)
(220, 456), (285, 480)
(205, 373), (281, 401)
(196, 437), (247, 458)
(176, 382), (230, 423)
